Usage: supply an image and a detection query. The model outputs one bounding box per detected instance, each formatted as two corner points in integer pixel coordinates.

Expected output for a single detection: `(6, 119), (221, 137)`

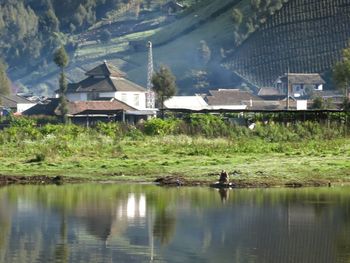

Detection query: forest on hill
(0, 0), (349, 95)
(0, 0), (168, 67)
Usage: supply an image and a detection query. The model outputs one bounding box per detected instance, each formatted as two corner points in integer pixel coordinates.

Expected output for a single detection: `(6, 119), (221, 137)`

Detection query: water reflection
(0, 185), (350, 262)
(218, 188), (229, 204)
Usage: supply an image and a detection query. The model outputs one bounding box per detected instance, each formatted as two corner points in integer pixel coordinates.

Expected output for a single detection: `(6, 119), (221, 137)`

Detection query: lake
(0, 184), (350, 263)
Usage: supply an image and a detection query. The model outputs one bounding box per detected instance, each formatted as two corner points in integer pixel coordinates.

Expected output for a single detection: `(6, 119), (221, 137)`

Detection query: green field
(0, 118), (349, 187)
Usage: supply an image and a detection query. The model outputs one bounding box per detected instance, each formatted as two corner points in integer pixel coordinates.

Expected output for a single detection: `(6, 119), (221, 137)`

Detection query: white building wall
(296, 100), (308, 110)
(66, 91), (147, 110)
(17, 103), (36, 113)
(99, 92), (117, 98)
(115, 92), (146, 110)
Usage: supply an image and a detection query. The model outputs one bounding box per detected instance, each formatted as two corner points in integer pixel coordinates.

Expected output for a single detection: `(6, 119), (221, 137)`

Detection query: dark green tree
(311, 96), (325, 110)
(100, 29), (112, 43)
(152, 65), (177, 119)
(197, 40), (211, 65)
(250, 0), (261, 11)
(0, 59), (10, 96)
(333, 46), (350, 110)
(232, 8), (243, 27)
(53, 46), (69, 123)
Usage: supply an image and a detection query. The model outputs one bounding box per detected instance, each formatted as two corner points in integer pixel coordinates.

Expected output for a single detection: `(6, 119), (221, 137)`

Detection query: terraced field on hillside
(227, 0), (350, 87)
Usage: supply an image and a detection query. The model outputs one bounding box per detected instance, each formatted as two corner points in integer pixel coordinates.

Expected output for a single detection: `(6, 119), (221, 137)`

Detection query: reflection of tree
(335, 205), (350, 262)
(54, 208), (69, 263)
(218, 189), (229, 204)
(0, 193), (12, 253)
(153, 208), (176, 246)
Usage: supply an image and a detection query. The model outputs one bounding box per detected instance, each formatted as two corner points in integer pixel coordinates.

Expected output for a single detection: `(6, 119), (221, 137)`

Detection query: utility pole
(146, 41), (155, 109)
(286, 68), (290, 110)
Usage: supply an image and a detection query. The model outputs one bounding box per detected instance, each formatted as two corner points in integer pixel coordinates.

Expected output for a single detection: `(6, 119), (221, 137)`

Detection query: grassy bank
(0, 116), (349, 187)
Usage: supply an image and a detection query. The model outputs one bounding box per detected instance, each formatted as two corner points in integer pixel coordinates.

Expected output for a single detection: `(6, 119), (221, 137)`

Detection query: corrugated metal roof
(164, 96), (208, 110)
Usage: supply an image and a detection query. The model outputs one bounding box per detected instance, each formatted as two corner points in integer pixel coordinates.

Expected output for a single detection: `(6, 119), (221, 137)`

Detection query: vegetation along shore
(0, 114), (349, 188)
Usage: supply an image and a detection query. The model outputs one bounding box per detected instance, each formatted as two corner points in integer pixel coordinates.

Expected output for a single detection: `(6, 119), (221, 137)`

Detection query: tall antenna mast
(146, 41), (155, 109)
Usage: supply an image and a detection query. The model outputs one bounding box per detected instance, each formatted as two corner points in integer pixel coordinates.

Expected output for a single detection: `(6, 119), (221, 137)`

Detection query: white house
(60, 61), (149, 110)
(0, 94), (36, 113)
(275, 73), (325, 98)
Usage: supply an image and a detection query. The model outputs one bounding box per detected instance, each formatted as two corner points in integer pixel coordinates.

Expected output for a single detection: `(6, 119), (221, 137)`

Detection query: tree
(53, 46), (69, 123)
(197, 40), (211, 65)
(250, 0), (261, 11)
(100, 29), (112, 43)
(232, 8), (243, 27)
(152, 65), (177, 118)
(311, 97), (325, 110)
(0, 59), (10, 96)
(333, 46), (350, 110)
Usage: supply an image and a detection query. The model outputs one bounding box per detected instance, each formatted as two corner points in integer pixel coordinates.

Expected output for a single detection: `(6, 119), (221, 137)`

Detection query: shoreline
(0, 174), (343, 188)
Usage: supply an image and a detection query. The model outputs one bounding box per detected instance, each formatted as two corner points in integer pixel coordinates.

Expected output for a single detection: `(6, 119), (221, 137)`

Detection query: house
(0, 94), (36, 114)
(60, 61), (149, 110)
(275, 73), (325, 98)
(205, 89), (262, 110)
(164, 96), (209, 111)
(23, 98), (154, 125)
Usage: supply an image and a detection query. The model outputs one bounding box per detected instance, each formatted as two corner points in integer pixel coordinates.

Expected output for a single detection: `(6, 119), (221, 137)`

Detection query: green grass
(1, 134), (349, 185)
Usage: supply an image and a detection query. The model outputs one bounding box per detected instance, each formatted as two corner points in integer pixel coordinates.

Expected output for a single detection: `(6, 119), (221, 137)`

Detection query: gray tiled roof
(85, 62), (126, 77)
(0, 94), (34, 108)
(24, 99), (136, 116)
(280, 73), (325, 85)
(258, 87), (282, 96)
(67, 76), (146, 93)
(67, 62), (146, 93)
(206, 89), (262, 105)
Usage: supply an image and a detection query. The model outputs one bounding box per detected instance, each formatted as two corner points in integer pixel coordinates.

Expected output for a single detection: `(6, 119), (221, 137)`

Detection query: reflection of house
(60, 61), (148, 110)
(23, 98), (154, 124)
(276, 73), (325, 98)
(0, 94), (36, 113)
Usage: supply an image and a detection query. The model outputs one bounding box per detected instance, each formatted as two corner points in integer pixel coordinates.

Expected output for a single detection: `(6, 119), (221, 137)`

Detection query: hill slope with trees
(226, 0), (350, 87)
(2, 0), (350, 95)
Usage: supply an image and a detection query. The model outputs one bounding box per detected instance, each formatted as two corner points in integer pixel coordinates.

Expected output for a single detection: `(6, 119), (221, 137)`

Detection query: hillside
(11, 0), (247, 95)
(5, 0), (350, 95)
(226, 0), (350, 87)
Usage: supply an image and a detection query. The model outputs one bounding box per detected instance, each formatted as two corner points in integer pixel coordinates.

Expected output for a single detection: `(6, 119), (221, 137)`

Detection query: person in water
(219, 170), (229, 184)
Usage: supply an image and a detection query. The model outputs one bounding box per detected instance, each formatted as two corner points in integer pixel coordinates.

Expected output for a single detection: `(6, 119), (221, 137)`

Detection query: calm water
(0, 184), (350, 263)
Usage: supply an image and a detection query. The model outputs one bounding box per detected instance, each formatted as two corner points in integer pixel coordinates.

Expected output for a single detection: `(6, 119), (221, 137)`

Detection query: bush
(143, 118), (178, 136)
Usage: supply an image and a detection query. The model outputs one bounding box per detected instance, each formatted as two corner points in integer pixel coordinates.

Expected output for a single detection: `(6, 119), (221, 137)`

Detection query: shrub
(95, 122), (120, 138)
(143, 118), (178, 136)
